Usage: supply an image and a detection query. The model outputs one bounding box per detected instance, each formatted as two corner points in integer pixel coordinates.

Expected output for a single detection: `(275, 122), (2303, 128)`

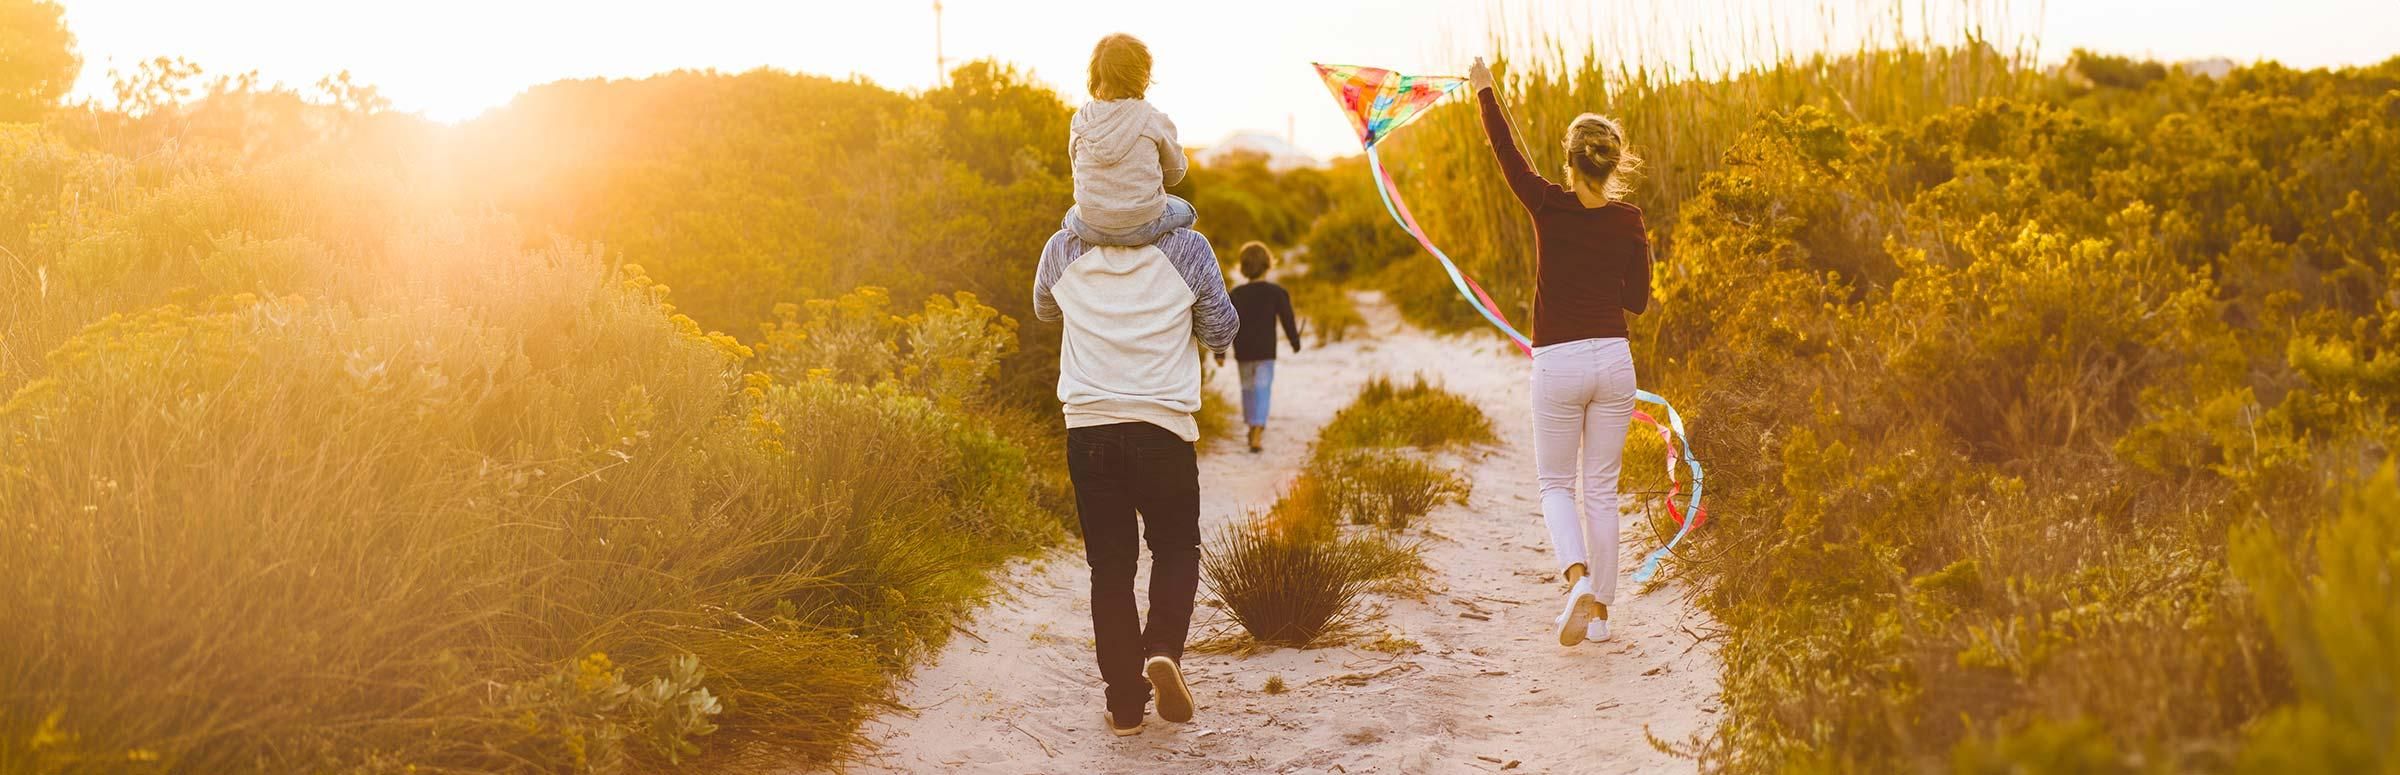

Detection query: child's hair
(1088, 34), (1153, 101)
(1563, 113), (1641, 201)
(1238, 241), (1273, 280)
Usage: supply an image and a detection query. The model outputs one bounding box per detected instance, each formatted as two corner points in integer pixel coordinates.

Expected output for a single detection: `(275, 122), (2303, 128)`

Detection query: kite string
(1364, 145), (1532, 352)
(1382, 167), (1529, 356)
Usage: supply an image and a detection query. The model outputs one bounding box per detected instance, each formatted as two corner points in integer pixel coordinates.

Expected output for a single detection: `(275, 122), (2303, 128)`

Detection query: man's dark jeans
(1066, 421), (1201, 717)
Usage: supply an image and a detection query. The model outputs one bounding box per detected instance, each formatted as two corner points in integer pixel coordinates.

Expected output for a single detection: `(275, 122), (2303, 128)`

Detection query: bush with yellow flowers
(1380, 47), (2398, 771)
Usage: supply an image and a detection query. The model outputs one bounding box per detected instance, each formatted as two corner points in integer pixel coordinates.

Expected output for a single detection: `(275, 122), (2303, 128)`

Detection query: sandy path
(826, 293), (1719, 774)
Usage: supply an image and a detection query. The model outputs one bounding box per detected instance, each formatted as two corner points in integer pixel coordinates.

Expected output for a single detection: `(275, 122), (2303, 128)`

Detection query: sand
(823, 292), (1719, 774)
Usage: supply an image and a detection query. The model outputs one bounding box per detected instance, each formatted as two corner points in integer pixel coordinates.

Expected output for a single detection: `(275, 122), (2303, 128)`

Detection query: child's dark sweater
(1229, 280), (1301, 362)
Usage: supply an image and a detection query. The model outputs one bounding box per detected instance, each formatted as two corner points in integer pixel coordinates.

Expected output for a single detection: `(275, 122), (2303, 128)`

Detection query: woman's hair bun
(1562, 113), (1640, 200)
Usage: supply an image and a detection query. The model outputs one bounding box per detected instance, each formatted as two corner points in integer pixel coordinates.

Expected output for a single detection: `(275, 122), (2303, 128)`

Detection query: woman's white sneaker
(1554, 576), (1599, 646)
(1586, 617), (1612, 642)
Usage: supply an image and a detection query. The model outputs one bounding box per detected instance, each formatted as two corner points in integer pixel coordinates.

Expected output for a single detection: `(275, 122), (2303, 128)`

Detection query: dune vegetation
(0, 40), (1113, 772)
(1353, 11), (2400, 772)
(1204, 376), (1487, 648)
(4, 0), (2396, 771)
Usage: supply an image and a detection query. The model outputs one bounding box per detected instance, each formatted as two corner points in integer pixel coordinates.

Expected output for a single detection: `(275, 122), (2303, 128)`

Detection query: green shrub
(2231, 465), (2400, 774)
(1388, 33), (2400, 771)
(1312, 448), (1471, 530)
(0, 251), (1057, 772)
(1317, 375), (1494, 452)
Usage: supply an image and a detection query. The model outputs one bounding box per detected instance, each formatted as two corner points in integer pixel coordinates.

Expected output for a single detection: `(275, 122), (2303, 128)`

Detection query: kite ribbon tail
(1373, 152), (1525, 352)
(1629, 388), (1705, 584)
(1365, 145), (1533, 353)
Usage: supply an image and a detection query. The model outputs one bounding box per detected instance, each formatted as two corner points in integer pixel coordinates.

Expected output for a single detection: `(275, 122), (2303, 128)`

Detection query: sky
(54, 0), (2400, 160)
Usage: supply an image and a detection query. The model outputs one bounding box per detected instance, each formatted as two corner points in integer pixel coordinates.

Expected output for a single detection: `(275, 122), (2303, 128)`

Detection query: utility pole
(933, 1), (948, 87)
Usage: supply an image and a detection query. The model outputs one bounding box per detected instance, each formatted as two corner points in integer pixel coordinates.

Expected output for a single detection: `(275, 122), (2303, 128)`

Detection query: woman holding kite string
(1468, 57), (1652, 646)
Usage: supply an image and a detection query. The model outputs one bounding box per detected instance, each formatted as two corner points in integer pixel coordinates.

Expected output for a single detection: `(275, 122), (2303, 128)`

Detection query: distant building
(1194, 130), (1322, 172)
(2179, 58), (2238, 79)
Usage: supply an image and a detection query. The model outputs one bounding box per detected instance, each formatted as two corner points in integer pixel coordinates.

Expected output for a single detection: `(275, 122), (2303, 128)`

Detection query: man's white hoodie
(1034, 228), (1236, 441)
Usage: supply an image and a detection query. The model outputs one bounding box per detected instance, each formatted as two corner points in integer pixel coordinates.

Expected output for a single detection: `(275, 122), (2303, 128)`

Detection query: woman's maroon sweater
(1476, 87), (1651, 347)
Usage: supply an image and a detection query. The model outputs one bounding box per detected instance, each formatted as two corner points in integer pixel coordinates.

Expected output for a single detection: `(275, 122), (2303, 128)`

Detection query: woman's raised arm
(1472, 59), (1549, 212)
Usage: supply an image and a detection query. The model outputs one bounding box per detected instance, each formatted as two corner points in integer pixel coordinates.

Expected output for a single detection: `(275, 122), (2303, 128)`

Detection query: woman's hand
(1468, 57), (1495, 94)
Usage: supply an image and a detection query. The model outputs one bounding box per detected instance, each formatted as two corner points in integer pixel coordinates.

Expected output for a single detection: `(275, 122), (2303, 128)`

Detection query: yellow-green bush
(0, 58), (1070, 773)
(1316, 375), (1496, 451)
(0, 243), (1057, 771)
(2232, 466), (2400, 774)
(1310, 448), (1471, 531)
(1383, 47), (2400, 771)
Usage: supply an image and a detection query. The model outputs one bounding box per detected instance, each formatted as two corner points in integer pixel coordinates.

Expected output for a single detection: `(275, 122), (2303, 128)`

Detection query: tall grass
(1377, 3), (2400, 767)
(0, 65), (1071, 772)
(1347, 1), (2046, 331)
(0, 246), (1059, 771)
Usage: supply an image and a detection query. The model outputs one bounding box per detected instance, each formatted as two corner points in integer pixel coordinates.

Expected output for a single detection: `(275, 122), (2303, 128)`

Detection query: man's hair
(1088, 34), (1153, 100)
(1238, 241), (1273, 280)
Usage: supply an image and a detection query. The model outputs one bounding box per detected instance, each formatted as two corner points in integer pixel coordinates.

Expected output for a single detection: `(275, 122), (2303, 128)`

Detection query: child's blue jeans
(1065, 195), (1197, 247)
(1237, 359), (1275, 428)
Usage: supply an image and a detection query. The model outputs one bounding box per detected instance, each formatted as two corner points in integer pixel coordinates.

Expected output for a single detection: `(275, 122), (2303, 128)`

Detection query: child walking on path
(1223, 242), (1302, 453)
(1064, 34), (1196, 247)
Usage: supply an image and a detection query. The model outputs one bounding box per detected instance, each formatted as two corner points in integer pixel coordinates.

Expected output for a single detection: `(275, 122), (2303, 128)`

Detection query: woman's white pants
(1531, 337), (1637, 604)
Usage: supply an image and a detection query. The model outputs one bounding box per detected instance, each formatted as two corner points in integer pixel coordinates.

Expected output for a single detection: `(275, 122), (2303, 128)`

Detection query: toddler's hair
(1563, 114), (1642, 201)
(1088, 34), (1153, 101)
(1238, 242), (1273, 280)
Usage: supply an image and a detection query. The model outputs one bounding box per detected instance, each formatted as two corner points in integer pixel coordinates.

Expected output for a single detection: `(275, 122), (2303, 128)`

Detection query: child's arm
(1277, 286), (1303, 352)
(1156, 112), (1188, 187)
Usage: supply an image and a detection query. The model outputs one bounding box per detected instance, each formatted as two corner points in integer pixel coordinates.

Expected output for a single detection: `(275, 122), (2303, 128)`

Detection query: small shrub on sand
(1313, 448), (1471, 530)
(1263, 675), (1288, 695)
(1202, 519), (1397, 647)
(1318, 375), (1494, 452)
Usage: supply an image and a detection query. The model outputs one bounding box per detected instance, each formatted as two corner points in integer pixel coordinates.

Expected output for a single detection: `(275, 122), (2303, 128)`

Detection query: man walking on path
(1033, 226), (1239, 737)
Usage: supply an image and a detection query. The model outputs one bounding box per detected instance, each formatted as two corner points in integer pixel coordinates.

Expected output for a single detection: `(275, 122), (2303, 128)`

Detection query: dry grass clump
(1202, 375), (1486, 648)
(1201, 518), (1394, 648)
(1196, 378), (1238, 444)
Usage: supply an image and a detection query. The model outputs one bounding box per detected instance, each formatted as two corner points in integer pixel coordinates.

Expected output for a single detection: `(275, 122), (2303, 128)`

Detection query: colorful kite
(1314, 62), (1705, 583)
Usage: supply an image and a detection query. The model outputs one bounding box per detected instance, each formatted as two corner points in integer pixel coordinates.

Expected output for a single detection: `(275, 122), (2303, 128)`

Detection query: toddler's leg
(1111, 196), (1201, 246)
